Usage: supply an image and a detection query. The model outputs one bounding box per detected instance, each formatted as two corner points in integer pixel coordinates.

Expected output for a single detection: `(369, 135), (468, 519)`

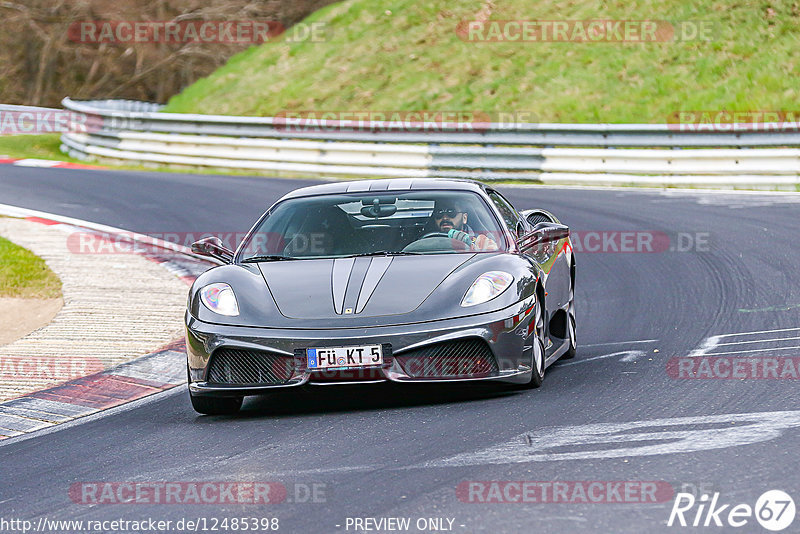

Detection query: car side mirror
(523, 222), (570, 247)
(191, 236), (234, 263)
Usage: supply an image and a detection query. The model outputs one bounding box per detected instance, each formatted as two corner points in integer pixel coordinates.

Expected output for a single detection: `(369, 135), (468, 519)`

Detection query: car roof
(278, 178), (488, 201)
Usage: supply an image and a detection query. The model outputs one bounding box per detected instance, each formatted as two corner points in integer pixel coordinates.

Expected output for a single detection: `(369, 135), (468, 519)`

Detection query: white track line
(579, 339), (657, 348)
(702, 345), (800, 356)
(714, 327), (800, 339)
(715, 335), (800, 347)
(420, 409), (800, 467)
(688, 328), (800, 357)
(556, 350), (645, 367)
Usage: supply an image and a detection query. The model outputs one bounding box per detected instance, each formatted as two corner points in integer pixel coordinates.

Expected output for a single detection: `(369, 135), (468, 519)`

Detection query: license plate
(306, 345), (383, 370)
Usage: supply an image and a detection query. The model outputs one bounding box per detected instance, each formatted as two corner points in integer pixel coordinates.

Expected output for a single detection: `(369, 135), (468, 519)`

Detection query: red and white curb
(0, 157), (105, 170)
(0, 205), (216, 439)
(0, 341), (187, 438)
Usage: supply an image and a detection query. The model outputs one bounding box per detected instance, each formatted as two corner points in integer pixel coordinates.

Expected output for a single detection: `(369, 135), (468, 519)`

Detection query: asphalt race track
(1, 166), (800, 533)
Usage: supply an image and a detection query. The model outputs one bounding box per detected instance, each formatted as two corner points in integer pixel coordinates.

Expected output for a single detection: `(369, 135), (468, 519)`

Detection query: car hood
(257, 255), (474, 320)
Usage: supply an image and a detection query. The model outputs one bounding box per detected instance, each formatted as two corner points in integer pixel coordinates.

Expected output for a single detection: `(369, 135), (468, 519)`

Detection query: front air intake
(207, 348), (295, 386)
(395, 338), (498, 378)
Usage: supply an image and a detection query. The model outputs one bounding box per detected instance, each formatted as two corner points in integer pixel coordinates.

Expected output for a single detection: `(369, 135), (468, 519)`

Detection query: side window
(488, 191), (523, 237)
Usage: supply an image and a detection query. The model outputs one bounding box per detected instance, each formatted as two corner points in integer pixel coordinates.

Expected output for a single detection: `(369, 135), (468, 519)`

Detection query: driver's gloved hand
(447, 229), (472, 245)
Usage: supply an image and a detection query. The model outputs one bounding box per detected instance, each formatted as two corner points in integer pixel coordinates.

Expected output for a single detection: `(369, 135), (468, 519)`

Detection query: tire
(561, 265), (577, 360)
(189, 390), (243, 415)
(523, 299), (546, 388)
(562, 312), (577, 359)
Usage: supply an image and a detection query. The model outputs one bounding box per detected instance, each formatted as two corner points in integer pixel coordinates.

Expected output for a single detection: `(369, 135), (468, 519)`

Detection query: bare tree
(0, 0), (338, 106)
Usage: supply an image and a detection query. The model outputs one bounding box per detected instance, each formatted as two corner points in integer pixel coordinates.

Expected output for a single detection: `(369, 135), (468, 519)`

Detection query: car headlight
(461, 271), (514, 307)
(199, 283), (240, 316)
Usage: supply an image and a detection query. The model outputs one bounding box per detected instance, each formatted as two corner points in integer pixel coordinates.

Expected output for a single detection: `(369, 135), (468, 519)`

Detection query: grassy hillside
(164, 0), (800, 123)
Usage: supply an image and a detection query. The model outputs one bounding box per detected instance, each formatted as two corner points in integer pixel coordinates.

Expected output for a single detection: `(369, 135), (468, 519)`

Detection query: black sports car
(186, 179), (575, 414)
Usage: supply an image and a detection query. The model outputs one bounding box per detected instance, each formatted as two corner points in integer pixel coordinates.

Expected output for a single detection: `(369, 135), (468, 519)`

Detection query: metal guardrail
(0, 104), (64, 113)
(59, 98), (800, 186)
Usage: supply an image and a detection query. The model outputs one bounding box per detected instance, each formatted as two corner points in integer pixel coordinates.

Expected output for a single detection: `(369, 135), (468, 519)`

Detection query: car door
(494, 192), (572, 346)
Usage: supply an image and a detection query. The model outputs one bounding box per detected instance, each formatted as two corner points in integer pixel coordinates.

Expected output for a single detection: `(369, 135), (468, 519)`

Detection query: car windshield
(237, 190), (508, 261)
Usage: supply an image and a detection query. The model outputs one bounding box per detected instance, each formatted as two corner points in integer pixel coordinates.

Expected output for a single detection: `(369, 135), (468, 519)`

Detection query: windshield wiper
(342, 251), (424, 258)
(241, 255), (293, 263)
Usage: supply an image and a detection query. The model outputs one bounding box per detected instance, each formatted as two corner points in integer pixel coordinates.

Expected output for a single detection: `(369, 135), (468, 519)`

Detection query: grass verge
(0, 134), (85, 162)
(0, 234), (62, 299)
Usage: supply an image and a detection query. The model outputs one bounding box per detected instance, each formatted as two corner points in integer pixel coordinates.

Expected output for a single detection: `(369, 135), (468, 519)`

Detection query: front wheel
(189, 390), (243, 415)
(523, 301), (546, 388)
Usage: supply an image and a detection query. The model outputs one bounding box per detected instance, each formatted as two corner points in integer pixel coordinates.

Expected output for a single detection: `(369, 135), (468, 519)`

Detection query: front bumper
(186, 302), (536, 396)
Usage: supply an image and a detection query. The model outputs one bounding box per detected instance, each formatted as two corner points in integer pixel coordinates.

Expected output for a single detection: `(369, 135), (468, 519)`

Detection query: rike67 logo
(668, 490), (795, 531)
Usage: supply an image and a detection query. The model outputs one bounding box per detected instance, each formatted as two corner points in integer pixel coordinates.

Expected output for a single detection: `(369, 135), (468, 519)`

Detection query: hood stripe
(331, 258), (355, 314)
(341, 257), (371, 314)
(356, 257), (394, 313)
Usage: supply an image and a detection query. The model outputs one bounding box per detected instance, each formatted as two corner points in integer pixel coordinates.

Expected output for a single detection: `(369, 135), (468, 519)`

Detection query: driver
(431, 199), (498, 251)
